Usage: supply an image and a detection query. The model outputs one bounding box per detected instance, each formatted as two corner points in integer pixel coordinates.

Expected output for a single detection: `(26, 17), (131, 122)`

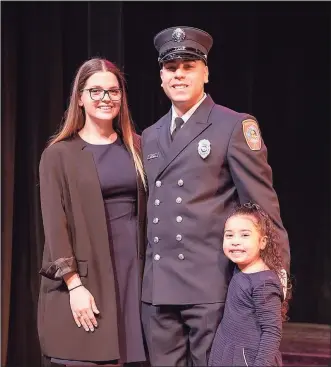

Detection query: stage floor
(281, 322), (330, 366)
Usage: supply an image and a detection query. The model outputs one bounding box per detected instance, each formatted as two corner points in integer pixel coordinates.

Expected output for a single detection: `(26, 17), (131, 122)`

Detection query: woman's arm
(39, 147), (79, 280)
(39, 146), (98, 331)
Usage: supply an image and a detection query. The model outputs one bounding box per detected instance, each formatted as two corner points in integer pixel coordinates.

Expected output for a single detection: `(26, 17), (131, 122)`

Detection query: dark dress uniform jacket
(141, 95), (290, 306)
(37, 134), (146, 361)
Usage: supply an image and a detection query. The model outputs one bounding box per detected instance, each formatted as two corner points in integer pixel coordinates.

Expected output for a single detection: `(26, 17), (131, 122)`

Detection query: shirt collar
(170, 93), (207, 133)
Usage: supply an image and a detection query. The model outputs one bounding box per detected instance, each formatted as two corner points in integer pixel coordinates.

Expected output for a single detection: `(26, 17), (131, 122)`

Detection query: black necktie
(172, 117), (184, 141)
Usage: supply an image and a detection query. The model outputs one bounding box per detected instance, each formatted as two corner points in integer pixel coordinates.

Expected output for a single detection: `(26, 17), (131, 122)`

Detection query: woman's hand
(69, 285), (100, 332)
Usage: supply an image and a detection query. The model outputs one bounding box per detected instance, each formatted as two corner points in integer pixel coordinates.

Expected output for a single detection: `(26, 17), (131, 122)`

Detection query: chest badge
(198, 139), (211, 159)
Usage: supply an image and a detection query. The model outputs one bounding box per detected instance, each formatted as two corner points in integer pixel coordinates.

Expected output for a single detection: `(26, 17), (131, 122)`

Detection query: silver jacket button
(156, 180), (162, 187)
(154, 254), (160, 261)
(176, 197), (182, 204)
(178, 179), (184, 187)
(154, 237), (159, 243)
(153, 218), (159, 224)
(154, 199), (160, 206)
(178, 253), (185, 260)
(176, 234), (182, 241)
(176, 216), (183, 223)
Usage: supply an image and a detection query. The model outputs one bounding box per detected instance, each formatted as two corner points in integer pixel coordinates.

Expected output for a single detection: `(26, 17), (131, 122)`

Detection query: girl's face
(79, 71), (121, 124)
(223, 215), (267, 270)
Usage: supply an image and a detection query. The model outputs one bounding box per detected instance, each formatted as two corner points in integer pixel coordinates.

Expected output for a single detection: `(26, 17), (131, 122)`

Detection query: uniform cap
(154, 26), (213, 64)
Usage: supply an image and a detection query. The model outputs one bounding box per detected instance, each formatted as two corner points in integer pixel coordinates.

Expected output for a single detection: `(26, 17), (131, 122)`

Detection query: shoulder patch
(242, 119), (261, 151)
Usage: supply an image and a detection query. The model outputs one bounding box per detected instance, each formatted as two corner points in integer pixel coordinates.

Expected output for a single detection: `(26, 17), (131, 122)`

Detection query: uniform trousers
(43, 356), (145, 367)
(141, 302), (224, 366)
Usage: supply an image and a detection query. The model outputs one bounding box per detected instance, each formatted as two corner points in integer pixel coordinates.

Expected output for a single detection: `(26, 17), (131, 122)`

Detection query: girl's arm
(253, 280), (283, 366)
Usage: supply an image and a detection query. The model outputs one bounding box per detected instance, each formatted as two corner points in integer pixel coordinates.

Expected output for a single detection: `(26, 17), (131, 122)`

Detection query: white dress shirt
(170, 93), (207, 134)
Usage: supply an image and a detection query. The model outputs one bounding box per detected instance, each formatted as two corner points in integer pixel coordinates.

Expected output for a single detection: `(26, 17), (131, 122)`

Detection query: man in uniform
(140, 26), (290, 366)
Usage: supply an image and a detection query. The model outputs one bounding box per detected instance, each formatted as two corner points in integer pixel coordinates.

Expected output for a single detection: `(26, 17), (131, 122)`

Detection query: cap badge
(198, 139), (211, 159)
(172, 28), (186, 42)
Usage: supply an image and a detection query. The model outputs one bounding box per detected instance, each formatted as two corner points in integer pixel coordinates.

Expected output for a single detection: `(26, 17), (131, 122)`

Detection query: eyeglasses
(81, 88), (122, 101)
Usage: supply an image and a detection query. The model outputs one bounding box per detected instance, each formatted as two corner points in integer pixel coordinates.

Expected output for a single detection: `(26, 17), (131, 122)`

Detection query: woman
(38, 58), (147, 366)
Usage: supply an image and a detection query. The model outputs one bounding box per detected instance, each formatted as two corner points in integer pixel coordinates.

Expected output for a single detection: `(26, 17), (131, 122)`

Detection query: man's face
(160, 59), (209, 111)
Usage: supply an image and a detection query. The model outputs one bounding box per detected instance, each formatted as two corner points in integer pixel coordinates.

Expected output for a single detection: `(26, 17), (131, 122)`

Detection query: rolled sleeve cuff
(39, 256), (78, 280)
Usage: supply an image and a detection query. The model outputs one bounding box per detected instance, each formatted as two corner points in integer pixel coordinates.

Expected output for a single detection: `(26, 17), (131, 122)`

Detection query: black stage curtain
(2, 2), (330, 366)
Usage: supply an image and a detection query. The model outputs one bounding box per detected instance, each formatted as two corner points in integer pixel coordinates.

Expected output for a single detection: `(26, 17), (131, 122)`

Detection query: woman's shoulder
(43, 140), (67, 153)
(43, 135), (81, 153)
(40, 136), (78, 164)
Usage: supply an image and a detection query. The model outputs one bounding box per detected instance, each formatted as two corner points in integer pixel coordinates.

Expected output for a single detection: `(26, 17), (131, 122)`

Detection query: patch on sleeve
(242, 119), (261, 151)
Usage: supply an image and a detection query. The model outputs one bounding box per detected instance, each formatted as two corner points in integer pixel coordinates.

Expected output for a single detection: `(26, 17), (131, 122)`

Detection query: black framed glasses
(81, 88), (122, 101)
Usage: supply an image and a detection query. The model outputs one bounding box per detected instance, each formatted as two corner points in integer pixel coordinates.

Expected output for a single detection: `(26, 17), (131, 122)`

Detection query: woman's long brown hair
(49, 58), (146, 188)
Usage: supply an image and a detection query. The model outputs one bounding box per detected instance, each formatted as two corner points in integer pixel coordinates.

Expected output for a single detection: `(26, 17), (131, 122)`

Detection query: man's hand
(279, 268), (287, 299)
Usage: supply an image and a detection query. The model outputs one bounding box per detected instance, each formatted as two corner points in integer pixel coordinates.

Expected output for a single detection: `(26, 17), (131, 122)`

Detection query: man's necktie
(172, 117), (184, 141)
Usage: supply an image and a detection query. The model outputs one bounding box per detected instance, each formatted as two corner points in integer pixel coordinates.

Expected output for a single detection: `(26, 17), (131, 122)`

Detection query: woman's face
(79, 71), (121, 124)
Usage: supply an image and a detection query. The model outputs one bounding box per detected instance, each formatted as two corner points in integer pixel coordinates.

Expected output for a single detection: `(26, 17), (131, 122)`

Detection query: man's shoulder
(210, 102), (258, 133)
(211, 102), (251, 120)
(142, 112), (169, 136)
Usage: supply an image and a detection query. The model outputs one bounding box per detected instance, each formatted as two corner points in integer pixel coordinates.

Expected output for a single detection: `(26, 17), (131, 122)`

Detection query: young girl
(208, 202), (290, 367)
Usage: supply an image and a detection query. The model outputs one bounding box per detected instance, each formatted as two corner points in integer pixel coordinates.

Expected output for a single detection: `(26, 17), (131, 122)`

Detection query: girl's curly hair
(228, 202), (292, 321)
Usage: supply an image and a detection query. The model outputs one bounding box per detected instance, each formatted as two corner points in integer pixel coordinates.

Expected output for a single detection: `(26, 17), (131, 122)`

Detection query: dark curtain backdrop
(2, 2), (330, 367)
